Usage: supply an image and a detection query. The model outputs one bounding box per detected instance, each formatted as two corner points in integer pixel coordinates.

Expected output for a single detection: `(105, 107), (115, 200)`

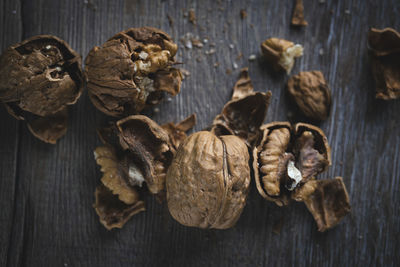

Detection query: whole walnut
(0, 35), (83, 143)
(85, 27), (182, 116)
(166, 131), (251, 229)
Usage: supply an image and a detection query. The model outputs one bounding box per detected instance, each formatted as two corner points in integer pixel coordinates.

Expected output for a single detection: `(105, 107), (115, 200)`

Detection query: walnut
(291, 0), (308, 26)
(211, 68), (272, 147)
(368, 28), (400, 100)
(292, 177), (351, 232)
(253, 122), (351, 231)
(253, 122), (331, 206)
(93, 146), (145, 230)
(166, 131), (250, 229)
(0, 35), (83, 143)
(85, 27), (182, 116)
(93, 115), (195, 229)
(261, 38), (303, 74)
(287, 71), (332, 121)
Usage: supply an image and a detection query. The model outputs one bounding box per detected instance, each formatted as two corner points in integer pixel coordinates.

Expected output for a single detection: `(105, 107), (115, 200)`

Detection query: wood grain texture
(0, 0), (399, 266)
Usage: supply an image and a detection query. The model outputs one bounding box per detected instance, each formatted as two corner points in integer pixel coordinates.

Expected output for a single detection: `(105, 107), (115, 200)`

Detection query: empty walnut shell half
(292, 177), (351, 232)
(253, 122), (331, 206)
(85, 27), (182, 116)
(287, 71), (332, 121)
(211, 68), (272, 147)
(368, 28), (400, 100)
(166, 131), (251, 229)
(0, 35), (83, 143)
(261, 38), (303, 74)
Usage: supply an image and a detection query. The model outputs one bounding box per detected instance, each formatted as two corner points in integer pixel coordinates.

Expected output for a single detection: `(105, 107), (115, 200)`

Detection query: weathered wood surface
(0, 0), (399, 266)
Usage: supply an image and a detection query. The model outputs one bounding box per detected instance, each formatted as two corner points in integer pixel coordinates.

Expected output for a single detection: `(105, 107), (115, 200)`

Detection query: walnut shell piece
(93, 146), (145, 230)
(291, 0), (308, 26)
(287, 71), (332, 121)
(253, 122), (331, 206)
(211, 68), (272, 147)
(261, 38), (303, 74)
(85, 27), (182, 116)
(0, 35), (83, 143)
(368, 28), (400, 100)
(93, 115), (196, 230)
(166, 131), (251, 229)
(293, 177), (351, 232)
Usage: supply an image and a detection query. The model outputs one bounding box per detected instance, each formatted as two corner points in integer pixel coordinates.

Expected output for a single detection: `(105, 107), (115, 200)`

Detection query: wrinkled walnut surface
(291, 0), (308, 26)
(261, 38), (303, 74)
(0, 35), (83, 143)
(211, 68), (272, 147)
(368, 28), (400, 100)
(253, 122), (331, 206)
(85, 27), (182, 116)
(287, 71), (332, 121)
(166, 131), (250, 229)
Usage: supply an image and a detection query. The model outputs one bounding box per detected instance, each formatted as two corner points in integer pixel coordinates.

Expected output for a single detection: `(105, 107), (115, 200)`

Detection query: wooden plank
(0, 0), (22, 266)
(1, 0), (399, 266)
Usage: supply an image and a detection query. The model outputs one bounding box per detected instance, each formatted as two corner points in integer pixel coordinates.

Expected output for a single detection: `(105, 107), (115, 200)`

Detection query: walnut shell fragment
(287, 71), (332, 121)
(93, 146), (145, 230)
(253, 122), (331, 206)
(292, 177), (351, 232)
(211, 68), (272, 147)
(368, 28), (400, 100)
(166, 131), (251, 229)
(93, 114), (195, 230)
(291, 0), (308, 27)
(85, 27), (182, 116)
(261, 38), (303, 74)
(0, 35), (83, 143)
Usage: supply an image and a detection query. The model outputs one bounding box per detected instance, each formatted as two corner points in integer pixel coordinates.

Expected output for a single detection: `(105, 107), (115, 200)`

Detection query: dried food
(292, 177), (351, 232)
(261, 38), (303, 74)
(93, 114), (195, 229)
(253, 122), (350, 231)
(166, 131), (250, 229)
(211, 68), (272, 147)
(0, 35), (83, 143)
(287, 71), (331, 121)
(85, 27), (182, 116)
(291, 0), (308, 26)
(253, 122), (331, 206)
(368, 28), (400, 100)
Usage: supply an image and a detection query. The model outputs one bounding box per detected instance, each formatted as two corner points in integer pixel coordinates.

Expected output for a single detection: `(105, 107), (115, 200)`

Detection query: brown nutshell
(291, 0), (308, 26)
(211, 68), (272, 147)
(166, 131), (251, 229)
(287, 71), (332, 121)
(0, 35), (83, 143)
(293, 177), (351, 232)
(368, 27), (400, 100)
(85, 27), (182, 116)
(93, 115), (195, 229)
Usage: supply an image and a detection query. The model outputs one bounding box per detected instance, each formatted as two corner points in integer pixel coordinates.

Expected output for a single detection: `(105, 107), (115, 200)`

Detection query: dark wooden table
(1, 0), (399, 266)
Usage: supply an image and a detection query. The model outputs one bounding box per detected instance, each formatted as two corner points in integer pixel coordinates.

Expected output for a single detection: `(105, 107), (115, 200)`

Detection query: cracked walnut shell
(368, 27), (400, 100)
(253, 122), (331, 206)
(211, 68), (272, 147)
(85, 27), (182, 116)
(166, 131), (251, 229)
(0, 35), (83, 143)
